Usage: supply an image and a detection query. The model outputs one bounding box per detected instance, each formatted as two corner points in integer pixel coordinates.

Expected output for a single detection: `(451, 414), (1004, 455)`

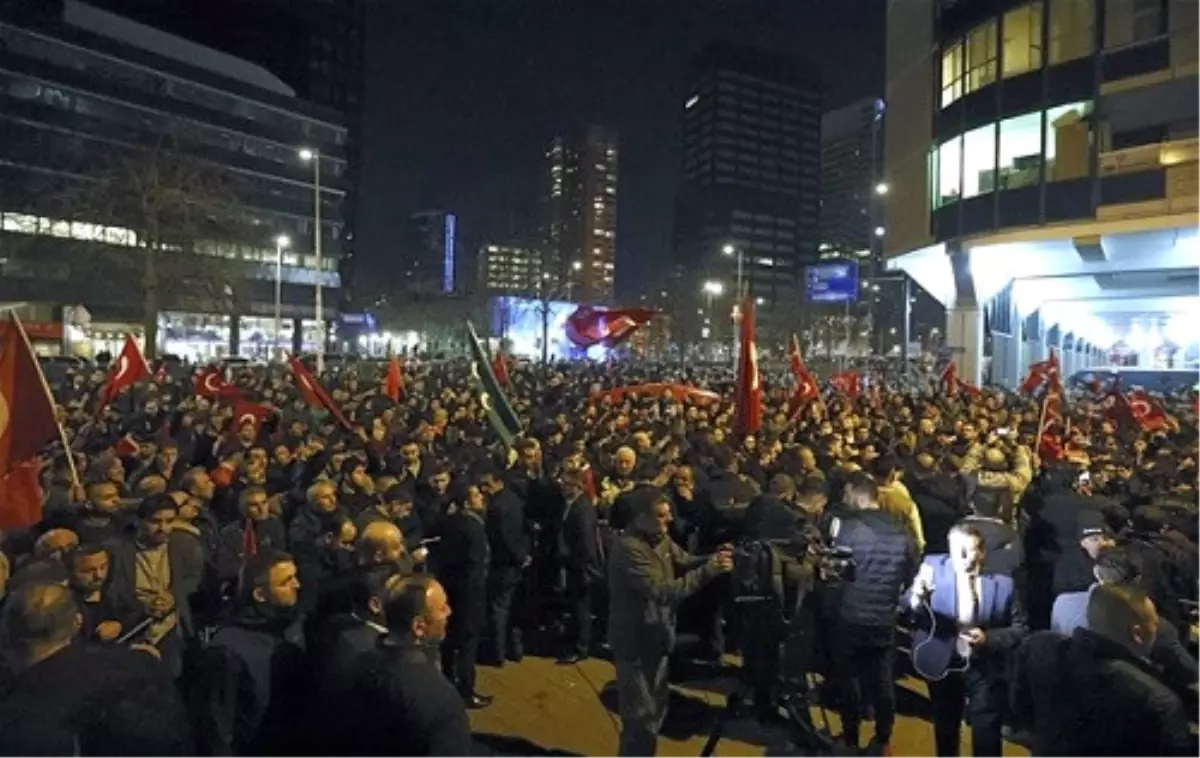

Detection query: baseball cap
(1077, 509), (1113, 540)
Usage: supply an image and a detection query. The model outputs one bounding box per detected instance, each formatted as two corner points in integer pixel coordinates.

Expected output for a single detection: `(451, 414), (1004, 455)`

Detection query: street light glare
(703, 281), (724, 295)
(875, 182), (889, 195)
(874, 225), (887, 237)
(722, 244), (735, 256)
(299, 148), (315, 161)
(572, 260), (583, 271)
(275, 234), (290, 247)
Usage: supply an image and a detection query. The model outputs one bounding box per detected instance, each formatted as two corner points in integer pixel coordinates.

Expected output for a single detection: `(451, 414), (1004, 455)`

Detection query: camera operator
(827, 473), (920, 755)
(608, 486), (733, 756)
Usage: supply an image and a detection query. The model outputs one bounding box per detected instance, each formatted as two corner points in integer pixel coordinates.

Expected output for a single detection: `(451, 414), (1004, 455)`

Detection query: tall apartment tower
(544, 125), (618, 303)
(819, 96), (885, 260)
(672, 42), (822, 333)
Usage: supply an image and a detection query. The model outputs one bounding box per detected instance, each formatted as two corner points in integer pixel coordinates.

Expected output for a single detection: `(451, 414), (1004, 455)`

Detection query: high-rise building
(819, 96), (885, 260)
(672, 42), (822, 337)
(0, 0), (347, 359)
(479, 244), (545, 296)
(50, 0), (367, 299)
(404, 211), (457, 295)
(544, 125), (618, 303)
(883, 0), (1199, 386)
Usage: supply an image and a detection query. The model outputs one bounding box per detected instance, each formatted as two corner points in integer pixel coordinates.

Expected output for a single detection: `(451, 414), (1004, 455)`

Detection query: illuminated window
(965, 21), (998, 93)
(1104, 0), (1161, 48)
(1002, 2), (1043, 78)
(998, 111), (1043, 188)
(1046, 101), (1092, 181)
(960, 124), (998, 196)
(937, 136), (963, 205)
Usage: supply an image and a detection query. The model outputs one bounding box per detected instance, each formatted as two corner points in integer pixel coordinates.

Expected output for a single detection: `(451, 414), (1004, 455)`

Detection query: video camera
(729, 536), (855, 608)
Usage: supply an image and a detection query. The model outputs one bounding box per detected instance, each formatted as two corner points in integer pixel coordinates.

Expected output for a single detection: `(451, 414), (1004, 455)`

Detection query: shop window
(998, 112), (1044, 188)
(1046, 101), (1092, 181)
(1003, 2), (1043, 77)
(965, 21), (999, 93)
(1104, 0), (1162, 48)
(941, 40), (965, 106)
(963, 123), (998, 197)
(937, 135), (963, 205)
(1049, 0), (1094, 63)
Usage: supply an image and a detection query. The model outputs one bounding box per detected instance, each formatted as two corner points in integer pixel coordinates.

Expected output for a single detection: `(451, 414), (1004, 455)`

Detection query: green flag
(465, 321), (521, 447)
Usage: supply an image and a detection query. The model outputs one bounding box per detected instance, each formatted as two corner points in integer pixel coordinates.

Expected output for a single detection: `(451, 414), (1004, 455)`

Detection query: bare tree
(41, 132), (248, 358)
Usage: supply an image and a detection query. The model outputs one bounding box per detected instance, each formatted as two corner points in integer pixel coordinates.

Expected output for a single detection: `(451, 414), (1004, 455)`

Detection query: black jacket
(560, 494), (603, 581)
(485, 486), (529, 568)
(0, 643), (191, 756)
(1011, 628), (1195, 756)
(434, 510), (489, 628)
(831, 508), (919, 638)
(341, 639), (473, 756)
(193, 607), (308, 756)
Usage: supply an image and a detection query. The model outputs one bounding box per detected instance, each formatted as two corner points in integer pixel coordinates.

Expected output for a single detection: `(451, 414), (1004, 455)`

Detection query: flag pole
(9, 311), (82, 491)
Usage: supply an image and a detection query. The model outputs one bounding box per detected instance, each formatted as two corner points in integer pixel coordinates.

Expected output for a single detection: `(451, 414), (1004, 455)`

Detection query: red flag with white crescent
(195, 367), (240, 399)
(232, 399), (272, 438)
(96, 335), (149, 414)
(287, 355), (352, 430)
(734, 295), (761, 436)
(788, 334), (820, 405)
(0, 315), (59, 530)
(830, 370), (862, 399)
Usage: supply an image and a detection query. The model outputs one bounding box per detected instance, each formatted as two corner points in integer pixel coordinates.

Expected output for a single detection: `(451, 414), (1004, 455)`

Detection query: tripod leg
(700, 688), (746, 757)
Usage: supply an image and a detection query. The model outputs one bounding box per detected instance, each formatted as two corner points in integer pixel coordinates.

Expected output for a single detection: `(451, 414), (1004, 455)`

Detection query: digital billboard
(490, 297), (608, 360)
(805, 262), (859, 304)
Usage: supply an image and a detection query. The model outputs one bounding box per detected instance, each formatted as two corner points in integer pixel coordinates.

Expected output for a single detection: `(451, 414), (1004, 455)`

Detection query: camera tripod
(699, 674), (836, 757)
(699, 598), (837, 757)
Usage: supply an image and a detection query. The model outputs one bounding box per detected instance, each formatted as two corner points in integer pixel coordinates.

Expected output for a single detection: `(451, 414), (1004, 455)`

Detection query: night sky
(357, 0), (885, 301)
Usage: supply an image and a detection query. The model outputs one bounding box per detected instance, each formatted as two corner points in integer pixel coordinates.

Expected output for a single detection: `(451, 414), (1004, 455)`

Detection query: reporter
(607, 486), (732, 756)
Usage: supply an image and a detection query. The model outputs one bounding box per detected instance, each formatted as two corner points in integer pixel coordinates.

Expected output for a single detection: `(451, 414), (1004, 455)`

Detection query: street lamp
(722, 243), (744, 298)
(874, 225), (887, 238)
(875, 181), (889, 196)
(568, 260), (582, 300)
(299, 147), (323, 372)
(274, 234), (290, 358)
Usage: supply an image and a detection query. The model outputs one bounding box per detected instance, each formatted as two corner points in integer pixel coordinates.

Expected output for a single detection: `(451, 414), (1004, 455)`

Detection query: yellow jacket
(877, 480), (926, 554)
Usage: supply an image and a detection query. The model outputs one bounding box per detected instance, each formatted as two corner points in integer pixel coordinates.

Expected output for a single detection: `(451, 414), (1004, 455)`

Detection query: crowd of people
(0, 352), (1195, 756)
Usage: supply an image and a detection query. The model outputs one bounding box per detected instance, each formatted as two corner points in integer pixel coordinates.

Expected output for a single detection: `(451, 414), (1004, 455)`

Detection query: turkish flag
(96, 335), (149, 413)
(0, 315), (59, 529)
(564, 306), (657, 348)
(1127, 389), (1171, 432)
(1020, 349), (1060, 395)
(788, 334), (820, 405)
(1037, 373), (1065, 460)
(830, 370), (862, 399)
(288, 355), (352, 430)
(195, 367), (238, 399)
(233, 399), (272, 437)
(940, 361), (959, 397)
(491, 351), (509, 387)
(385, 355), (404, 402)
(734, 295), (761, 436)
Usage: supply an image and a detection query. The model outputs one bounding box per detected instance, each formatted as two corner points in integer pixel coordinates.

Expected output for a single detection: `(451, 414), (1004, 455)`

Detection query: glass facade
(1002, 2), (1043, 78)
(1104, 0), (1163, 49)
(1049, 0), (1095, 63)
(998, 111), (1044, 189)
(934, 101), (1092, 205)
(966, 21), (999, 93)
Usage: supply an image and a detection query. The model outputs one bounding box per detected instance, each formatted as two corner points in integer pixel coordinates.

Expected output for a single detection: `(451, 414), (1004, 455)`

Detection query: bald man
(357, 521), (415, 577)
(1012, 585), (1194, 756)
(0, 582), (183, 755)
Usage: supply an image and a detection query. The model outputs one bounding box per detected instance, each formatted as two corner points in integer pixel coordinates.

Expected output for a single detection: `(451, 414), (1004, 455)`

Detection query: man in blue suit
(910, 523), (1028, 756)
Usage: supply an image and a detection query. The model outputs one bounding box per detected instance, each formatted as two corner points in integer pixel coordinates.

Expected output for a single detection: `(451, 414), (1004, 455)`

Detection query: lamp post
(274, 234), (290, 359)
(722, 244), (744, 363)
(299, 147), (323, 372)
(568, 260), (582, 300)
(702, 280), (723, 357)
